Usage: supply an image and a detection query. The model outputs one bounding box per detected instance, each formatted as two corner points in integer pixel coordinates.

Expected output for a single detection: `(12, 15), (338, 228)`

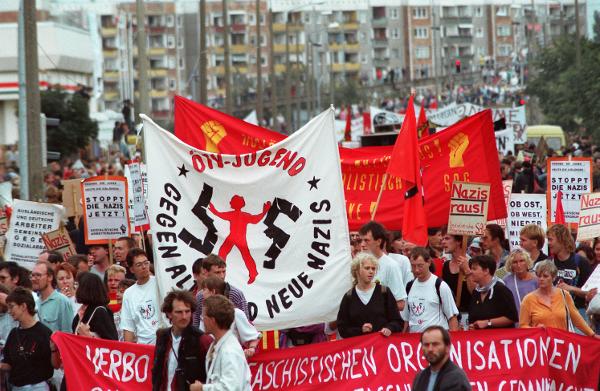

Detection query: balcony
(149, 69), (168, 77)
(372, 18), (388, 27)
(103, 49), (117, 58)
(446, 34), (472, 44)
(104, 90), (119, 101)
(329, 42), (360, 53)
(231, 44), (249, 54)
(272, 23), (303, 33)
(150, 89), (169, 98)
(342, 22), (360, 30)
(274, 64), (286, 73)
(101, 27), (117, 37)
(103, 71), (119, 81)
(373, 38), (388, 47)
(332, 62), (361, 72)
(148, 47), (167, 56)
(273, 43), (305, 53)
(373, 58), (388, 67)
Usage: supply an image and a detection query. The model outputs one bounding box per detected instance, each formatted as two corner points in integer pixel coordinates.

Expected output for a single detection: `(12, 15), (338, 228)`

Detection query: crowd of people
(0, 213), (597, 389)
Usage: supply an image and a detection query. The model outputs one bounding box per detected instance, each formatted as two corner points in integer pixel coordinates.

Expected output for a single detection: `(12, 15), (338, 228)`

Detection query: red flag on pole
(344, 106), (352, 142)
(417, 104), (429, 138)
(555, 190), (566, 224)
(386, 96), (428, 246)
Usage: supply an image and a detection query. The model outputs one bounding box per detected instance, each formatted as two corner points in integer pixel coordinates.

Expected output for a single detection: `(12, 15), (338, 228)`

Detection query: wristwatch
(487, 319), (492, 328)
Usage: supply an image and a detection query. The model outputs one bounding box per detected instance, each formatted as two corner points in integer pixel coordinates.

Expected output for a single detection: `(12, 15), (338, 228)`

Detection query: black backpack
(406, 277), (443, 306)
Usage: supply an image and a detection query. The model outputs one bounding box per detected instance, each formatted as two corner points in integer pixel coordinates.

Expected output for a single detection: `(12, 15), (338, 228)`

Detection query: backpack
(406, 277), (443, 306)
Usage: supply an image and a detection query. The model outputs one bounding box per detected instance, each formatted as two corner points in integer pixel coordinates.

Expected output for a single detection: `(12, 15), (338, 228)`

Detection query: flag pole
(371, 173), (388, 221)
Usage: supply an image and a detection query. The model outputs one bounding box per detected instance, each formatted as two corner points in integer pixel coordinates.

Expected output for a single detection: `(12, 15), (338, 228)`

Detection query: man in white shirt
(190, 295), (251, 391)
(121, 248), (164, 344)
(402, 247), (459, 333)
(359, 221), (406, 310)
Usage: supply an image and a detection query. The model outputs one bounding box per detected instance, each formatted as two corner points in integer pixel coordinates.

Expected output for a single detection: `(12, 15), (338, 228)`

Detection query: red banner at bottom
(52, 332), (154, 390)
(53, 328), (600, 391)
(249, 328), (600, 391)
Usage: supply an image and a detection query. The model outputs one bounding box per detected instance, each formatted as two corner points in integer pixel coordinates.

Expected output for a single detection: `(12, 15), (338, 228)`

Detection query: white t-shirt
(355, 286), (375, 305)
(167, 332), (182, 390)
(200, 308), (260, 345)
(401, 274), (459, 333)
(120, 276), (163, 344)
(388, 253), (414, 285)
(375, 254), (407, 301)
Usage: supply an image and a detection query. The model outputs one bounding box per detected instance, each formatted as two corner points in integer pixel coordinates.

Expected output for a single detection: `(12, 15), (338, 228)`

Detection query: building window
(168, 56), (176, 69)
(413, 27), (428, 39)
(167, 35), (176, 48)
(497, 25), (511, 37)
(476, 27), (484, 38)
(496, 6), (509, 17)
(179, 57), (185, 69)
(166, 15), (174, 27)
(412, 7), (427, 19)
(498, 44), (512, 56)
(415, 46), (430, 59)
(391, 48), (400, 59)
(391, 28), (400, 39)
(361, 54), (367, 64)
(474, 7), (482, 17)
(259, 15), (265, 25)
(390, 8), (399, 19)
(169, 79), (176, 90)
(248, 14), (255, 24)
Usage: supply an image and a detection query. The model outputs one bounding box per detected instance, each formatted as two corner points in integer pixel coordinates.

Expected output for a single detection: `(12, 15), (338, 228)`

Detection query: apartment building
(99, 1), (184, 123)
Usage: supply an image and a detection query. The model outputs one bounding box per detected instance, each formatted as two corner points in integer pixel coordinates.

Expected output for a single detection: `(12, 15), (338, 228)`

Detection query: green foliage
(40, 89), (98, 158)
(527, 36), (600, 138)
(334, 78), (368, 106)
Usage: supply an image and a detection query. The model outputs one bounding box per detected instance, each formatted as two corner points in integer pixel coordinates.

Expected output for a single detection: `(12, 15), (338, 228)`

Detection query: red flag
(344, 106), (352, 142)
(363, 112), (371, 134)
(417, 104), (429, 138)
(386, 96), (428, 246)
(555, 190), (566, 224)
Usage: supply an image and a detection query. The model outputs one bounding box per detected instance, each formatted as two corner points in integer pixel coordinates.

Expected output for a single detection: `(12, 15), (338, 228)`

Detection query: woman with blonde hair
(502, 249), (537, 313)
(336, 252), (402, 338)
(519, 260), (599, 338)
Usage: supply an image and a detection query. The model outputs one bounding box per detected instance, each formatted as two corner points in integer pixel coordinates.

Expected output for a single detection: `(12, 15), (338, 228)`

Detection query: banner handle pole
(140, 228), (146, 252)
(108, 239), (113, 266)
(371, 173), (388, 221)
(455, 234), (468, 308)
(72, 185), (80, 229)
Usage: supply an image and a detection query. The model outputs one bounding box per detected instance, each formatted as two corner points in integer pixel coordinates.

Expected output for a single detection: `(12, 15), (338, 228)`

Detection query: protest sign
(369, 106), (404, 130)
(123, 165), (136, 232)
(174, 96), (506, 231)
(489, 179), (512, 231)
(495, 126), (515, 155)
(577, 192), (600, 241)
(249, 328), (600, 390)
(3, 199), (64, 269)
(582, 264), (600, 291)
(547, 157), (592, 225)
(0, 182), (12, 207)
(507, 193), (547, 251)
(448, 181), (490, 235)
(52, 332), (153, 391)
(493, 106), (527, 144)
(125, 161), (149, 231)
(144, 108), (352, 330)
(61, 179), (83, 218)
(41, 225), (76, 261)
(81, 176), (130, 244)
(426, 102), (483, 127)
(0, 211), (7, 254)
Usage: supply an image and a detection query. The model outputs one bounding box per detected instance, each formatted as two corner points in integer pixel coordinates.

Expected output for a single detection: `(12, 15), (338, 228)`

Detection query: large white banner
(143, 109), (352, 330)
(493, 106), (527, 145)
(427, 102), (482, 127)
(4, 199), (64, 269)
(370, 106), (404, 130)
(125, 161), (149, 230)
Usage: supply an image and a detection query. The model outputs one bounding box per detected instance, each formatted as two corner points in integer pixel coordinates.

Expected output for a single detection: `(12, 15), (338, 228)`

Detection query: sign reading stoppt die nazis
(448, 181), (491, 236)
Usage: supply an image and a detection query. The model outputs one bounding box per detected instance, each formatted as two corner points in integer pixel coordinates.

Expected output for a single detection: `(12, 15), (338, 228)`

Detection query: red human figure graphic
(209, 195), (271, 284)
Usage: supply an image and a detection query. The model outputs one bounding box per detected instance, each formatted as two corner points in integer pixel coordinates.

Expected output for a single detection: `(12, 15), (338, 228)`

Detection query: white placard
(493, 106), (527, 144)
(448, 181), (491, 236)
(582, 264), (600, 291)
(548, 158), (592, 225)
(4, 199), (65, 269)
(507, 193), (547, 252)
(125, 161), (149, 229)
(81, 176), (130, 244)
(576, 193), (600, 242)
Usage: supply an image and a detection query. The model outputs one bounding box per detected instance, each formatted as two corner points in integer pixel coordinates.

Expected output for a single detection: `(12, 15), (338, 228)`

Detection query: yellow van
(526, 125), (566, 150)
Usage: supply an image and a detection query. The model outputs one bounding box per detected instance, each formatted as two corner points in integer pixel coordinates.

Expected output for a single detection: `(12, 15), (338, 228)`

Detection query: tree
(526, 35), (600, 139)
(41, 88), (98, 158)
(594, 11), (600, 44)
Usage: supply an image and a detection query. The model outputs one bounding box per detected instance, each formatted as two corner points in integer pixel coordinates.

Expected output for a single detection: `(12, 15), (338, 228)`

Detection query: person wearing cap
(468, 237), (483, 258)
